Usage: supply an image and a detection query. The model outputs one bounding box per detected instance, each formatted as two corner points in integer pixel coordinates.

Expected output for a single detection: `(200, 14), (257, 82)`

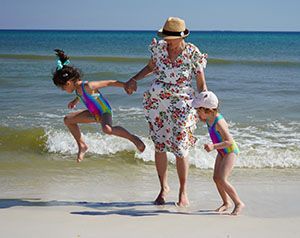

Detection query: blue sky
(1, 0), (299, 31)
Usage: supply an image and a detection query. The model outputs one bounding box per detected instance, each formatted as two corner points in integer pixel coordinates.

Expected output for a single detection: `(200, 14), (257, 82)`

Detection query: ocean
(0, 30), (299, 201)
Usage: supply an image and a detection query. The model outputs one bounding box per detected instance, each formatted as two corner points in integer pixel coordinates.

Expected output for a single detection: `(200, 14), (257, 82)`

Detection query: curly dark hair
(54, 49), (69, 64)
(52, 49), (82, 87)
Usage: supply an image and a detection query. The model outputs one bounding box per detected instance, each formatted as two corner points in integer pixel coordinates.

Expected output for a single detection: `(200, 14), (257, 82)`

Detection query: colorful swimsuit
(207, 114), (239, 157)
(76, 81), (112, 122)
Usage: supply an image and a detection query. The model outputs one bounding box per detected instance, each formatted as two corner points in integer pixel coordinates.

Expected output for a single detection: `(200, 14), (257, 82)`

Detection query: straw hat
(157, 17), (190, 39)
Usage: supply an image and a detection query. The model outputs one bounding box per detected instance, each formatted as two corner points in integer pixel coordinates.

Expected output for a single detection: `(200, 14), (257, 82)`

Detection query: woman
(125, 17), (208, 207)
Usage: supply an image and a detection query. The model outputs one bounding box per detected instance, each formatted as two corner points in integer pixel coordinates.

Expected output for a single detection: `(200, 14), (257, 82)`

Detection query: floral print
(143, 38), (207, 158)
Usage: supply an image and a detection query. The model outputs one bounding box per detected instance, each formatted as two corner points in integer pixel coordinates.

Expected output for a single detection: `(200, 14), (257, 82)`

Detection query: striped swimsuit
(76, 81), (112, 122)
(207, 114), (239, 157)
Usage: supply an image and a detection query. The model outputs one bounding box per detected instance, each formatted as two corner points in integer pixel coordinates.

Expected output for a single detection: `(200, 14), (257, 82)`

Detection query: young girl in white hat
(192, 91), (245, 215)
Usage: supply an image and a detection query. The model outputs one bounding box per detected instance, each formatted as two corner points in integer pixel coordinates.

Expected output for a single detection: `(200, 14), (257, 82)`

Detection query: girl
(192, 91), (245, 215)
(52, 49), (145, 162)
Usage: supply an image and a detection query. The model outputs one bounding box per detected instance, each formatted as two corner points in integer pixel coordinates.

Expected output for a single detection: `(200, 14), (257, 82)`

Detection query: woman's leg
(101, 113), (145, 152)
(213, 154), (232, 212)
(64, 110), (96, 162)
(154, 151), (170, 205)
(217, 153), (245, 215)
(176, 155), (189, 207)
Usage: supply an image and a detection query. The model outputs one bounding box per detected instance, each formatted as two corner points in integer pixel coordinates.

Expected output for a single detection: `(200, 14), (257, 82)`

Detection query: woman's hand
(124, 59), (155, 95)
(125, 78), (137, 95)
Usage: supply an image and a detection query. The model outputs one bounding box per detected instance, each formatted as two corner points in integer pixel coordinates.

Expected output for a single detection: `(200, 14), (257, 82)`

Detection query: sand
(0, 201), (299, 238)
(1, 170), (300, 238)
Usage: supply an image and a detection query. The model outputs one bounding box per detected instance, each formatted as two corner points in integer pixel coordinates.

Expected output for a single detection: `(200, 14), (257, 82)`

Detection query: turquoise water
(0, 30), (300, 169)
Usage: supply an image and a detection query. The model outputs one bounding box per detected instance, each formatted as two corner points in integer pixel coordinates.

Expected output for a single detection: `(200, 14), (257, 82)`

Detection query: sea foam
(44, 119), (300, 169)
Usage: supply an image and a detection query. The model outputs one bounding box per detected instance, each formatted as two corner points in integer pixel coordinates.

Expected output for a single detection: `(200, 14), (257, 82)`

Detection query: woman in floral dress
(125, 17), (208, 206)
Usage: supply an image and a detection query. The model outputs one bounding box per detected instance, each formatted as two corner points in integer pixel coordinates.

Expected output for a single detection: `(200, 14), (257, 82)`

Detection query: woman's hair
(52, 49), (82, 87)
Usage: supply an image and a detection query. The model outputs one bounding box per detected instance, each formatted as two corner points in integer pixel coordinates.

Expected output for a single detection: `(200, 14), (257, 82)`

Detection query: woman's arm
(195, 69), (207, 92)
(131, 59), (155, 81)
(125, 59), (155, 94)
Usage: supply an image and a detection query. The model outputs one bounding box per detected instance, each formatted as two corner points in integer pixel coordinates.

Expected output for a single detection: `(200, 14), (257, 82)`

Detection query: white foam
(135, 120), (300, 169)
(45, 128), (136, 155)
(117, 106), (144, 114)
(44, 120), (300, 168)
(38, 112), (63, 119)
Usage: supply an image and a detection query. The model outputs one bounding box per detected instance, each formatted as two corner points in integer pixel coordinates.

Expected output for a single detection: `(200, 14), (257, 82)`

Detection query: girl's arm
(204, 119), (234, 152)
(213, 119), (234, 150)
(88, 80), (125, 90)
(195, 69), (207, 92)
(68, 96), (80, 109)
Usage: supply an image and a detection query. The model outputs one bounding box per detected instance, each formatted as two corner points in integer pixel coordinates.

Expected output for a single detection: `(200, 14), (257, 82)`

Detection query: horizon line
(0, 29), (300, 33)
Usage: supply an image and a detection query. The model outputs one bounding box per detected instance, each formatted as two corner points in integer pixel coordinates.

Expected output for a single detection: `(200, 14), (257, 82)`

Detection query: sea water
(0, 30), (299, 201)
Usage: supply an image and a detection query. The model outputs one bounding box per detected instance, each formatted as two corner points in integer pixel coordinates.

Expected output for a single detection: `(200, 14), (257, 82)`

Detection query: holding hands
(124, 59), (155, 95)
(124, 78), (137, 95)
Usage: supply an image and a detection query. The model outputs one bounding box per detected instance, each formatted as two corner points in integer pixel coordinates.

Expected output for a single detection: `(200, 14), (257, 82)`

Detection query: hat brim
(191, 99), (202, 108)
(157, 28), (190, 39)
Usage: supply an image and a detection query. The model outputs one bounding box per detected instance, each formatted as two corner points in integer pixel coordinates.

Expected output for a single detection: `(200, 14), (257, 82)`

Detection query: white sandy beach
(1, 205), (299, 238)
(1, 168), (299, 238)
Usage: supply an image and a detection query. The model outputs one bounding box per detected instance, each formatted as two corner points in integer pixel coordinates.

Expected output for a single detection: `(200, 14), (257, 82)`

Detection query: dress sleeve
(148, 38), (159, 61)
(191, 45), (208, 75)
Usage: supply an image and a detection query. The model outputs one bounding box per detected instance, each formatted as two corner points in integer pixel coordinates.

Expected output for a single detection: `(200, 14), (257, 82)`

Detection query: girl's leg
(213, 154), (231, 212)
(176, 155), (189, 207)
(154, 151), (169, 205)
(64, 110), (96, 162)
(217, 153), (245, 215)
(100, 113), (145, 152)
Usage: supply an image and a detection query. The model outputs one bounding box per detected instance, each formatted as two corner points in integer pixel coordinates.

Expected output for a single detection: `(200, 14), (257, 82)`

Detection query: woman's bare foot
(154, 187), (170, 205)
(132, 135), (146, 152)
(231, 202), (245, 215)
(215, 202), (232, 212)
(77, 144), (88, 163)
(176, 192), (189, 207)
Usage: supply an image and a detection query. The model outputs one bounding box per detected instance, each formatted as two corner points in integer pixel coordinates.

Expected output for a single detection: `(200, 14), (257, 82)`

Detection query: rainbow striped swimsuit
(207, 114), (239, 157)
(76, 81), (112, 122)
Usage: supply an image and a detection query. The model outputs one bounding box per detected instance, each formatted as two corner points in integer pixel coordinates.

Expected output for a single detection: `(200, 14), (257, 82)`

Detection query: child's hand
(125, 87), (134, 95)
(204, 143), (214, 152)
(68, 98), (78, 109)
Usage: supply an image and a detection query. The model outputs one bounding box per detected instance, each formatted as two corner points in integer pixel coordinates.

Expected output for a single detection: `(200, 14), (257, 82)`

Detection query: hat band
(162, 29), (189, 37)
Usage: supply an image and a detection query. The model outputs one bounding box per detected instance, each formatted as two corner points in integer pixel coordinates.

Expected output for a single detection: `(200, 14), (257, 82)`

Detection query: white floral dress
(143, 38), (207, 158)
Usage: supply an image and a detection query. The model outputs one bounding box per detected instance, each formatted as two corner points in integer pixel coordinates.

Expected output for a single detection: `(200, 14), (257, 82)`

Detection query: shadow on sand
(0, 198), (226, 217)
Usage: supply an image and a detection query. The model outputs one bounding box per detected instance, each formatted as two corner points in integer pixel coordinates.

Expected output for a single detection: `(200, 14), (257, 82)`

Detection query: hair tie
(56, 59), (71, 70)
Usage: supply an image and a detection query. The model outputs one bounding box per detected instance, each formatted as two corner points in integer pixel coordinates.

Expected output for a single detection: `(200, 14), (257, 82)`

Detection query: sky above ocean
(0, 0), (299, 31)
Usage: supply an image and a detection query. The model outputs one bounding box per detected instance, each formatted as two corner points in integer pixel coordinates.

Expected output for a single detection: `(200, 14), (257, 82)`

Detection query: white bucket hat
(192, 91), (219, 109)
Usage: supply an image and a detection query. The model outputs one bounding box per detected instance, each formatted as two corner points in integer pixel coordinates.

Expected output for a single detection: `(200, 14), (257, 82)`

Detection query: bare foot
(176, 192), (189, 207)
(77, 144), (88, 163)
(231, 202), (245, 216)
(215, 203), (232, 212)
(132, 135), (146, 152)
(154, 187), (170, 205)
